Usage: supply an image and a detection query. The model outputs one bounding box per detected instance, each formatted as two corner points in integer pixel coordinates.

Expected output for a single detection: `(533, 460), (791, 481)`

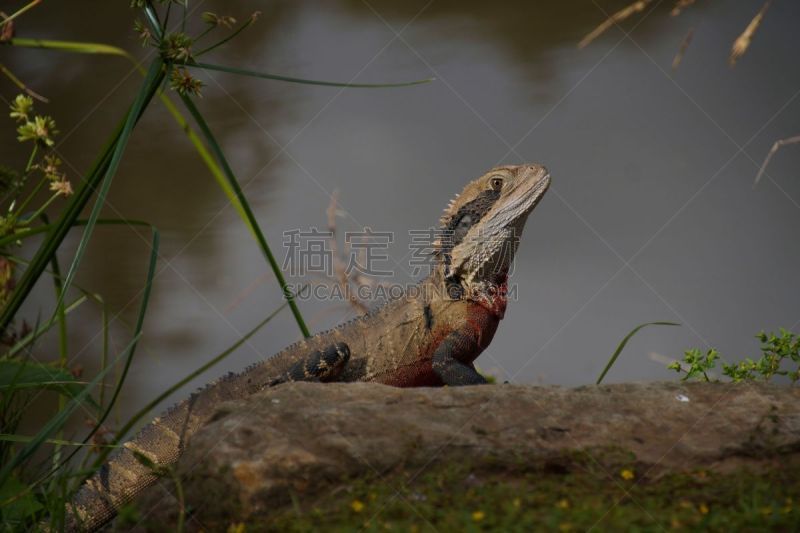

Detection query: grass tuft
(596, 321), (680, 384)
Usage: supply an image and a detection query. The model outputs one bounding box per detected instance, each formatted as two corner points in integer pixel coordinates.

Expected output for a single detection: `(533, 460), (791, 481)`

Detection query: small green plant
(668, 329), (800, 384)
(667, 348), (719, 382)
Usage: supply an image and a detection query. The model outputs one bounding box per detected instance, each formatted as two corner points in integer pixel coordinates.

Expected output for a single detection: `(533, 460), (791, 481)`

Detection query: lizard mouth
(530, 172), (551, 207)
(521, 169), (550, 209)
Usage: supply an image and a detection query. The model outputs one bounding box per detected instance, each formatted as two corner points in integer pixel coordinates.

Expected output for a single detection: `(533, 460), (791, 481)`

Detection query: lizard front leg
(431, 331), (488, 386)
(269, 342), (350, 386)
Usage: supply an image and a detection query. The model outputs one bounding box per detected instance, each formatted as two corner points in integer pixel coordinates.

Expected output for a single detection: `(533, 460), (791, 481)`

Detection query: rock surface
(138, 382), (800, 526)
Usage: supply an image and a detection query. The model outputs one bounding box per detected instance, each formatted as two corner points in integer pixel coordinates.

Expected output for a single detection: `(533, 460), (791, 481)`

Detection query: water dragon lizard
(65, 163), (550, 531)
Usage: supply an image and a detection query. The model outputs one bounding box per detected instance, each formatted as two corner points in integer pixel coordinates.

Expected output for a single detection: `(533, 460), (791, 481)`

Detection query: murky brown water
(2, 1), (799, 428)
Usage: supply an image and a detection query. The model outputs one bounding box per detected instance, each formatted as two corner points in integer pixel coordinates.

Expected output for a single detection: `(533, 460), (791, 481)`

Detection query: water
(2, 0), (798, 428)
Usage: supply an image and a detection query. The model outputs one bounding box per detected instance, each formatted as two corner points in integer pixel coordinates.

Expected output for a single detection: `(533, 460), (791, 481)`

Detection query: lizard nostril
(529, 164), (550, 181)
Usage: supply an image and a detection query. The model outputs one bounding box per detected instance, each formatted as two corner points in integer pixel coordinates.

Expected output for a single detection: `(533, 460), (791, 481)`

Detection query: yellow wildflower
(556, 498), (570, 509)
(698, 503), (709, 515)
(512, 497), (521, 508)
(471, 510), (485, 522)
(350, 499), (365, 513)
(620, 469), (635, 480)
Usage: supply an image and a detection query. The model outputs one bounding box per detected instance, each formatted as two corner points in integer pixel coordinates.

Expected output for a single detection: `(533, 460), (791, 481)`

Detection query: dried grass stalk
(671, 27), (694, 70)
(578, 0), (653, 49)
(671, 0), (697, 17)
(0, 11), (13, 42)
(326, 190), (370, 315)
(224, 191), (382, 315)
(755, 134), (800, 186)
(729, 0), (771, 67)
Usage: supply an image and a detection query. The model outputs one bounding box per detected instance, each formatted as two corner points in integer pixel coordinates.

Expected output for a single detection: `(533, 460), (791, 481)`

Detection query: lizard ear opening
(453, 214), (473, 242)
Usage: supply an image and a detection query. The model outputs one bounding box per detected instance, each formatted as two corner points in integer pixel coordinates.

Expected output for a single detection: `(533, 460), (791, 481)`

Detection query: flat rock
(136, 382), (800, 527)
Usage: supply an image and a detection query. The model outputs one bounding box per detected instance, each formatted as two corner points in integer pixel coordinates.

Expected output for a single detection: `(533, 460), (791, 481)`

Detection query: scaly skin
(65, 164), (550, 531)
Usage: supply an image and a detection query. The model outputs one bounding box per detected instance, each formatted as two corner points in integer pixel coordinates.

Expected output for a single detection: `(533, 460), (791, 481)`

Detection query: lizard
(64, 163), (550, 531)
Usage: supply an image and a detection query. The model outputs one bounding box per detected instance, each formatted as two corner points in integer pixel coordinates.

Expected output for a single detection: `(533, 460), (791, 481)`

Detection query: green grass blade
(1, 0), (42, 25)
(54, 58), (163, 317)
(0, 226), (51, 248)
(596, 321), (681, 385)
(189, 61), (434, 88)
(3, 296), (88, 359)
(0, 218), (159, 249)
(0, 380), (92, 390)
(76, 222), (160, 462)
(179, 94), (311, 337)
(0, 360), (99, 410)
(0, 434), (119, 449)
(162, 2), (172, 30)
(49, 251), (68, 366)
(157, 94), (249, 223)
(7, 38), (130, 57)
(98, 291), (110, 411)
(141, 5), (430, 89)
(41, 212), (71, 471)
(143, 2), (162, 34)
(0, 332), (141, 489)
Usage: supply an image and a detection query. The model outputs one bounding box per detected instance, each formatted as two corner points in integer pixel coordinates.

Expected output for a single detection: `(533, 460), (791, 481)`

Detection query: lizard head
(435, 164), (550, 293)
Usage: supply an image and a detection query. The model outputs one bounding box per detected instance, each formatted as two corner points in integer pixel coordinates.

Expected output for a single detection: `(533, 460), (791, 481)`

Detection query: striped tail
(64, 341), (350, 531)
(66, 402), (191, 532)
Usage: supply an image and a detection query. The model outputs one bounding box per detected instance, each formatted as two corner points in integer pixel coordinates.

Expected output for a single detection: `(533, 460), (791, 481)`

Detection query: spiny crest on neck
(433, 165), (519, 257)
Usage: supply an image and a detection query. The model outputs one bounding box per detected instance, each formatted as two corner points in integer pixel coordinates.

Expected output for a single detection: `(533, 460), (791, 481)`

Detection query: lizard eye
(490, 177), (503, 191)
